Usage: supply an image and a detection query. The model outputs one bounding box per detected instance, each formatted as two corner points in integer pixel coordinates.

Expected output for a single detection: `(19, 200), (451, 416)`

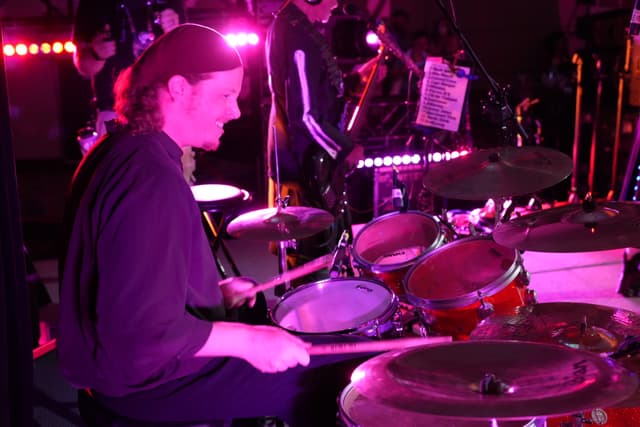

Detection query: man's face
(309, 0), (338, 24)
(184, 67), (243, 151)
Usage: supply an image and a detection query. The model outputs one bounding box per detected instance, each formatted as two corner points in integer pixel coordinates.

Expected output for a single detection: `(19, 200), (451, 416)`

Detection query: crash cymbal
(423, 146), (572, 200)
(350, 340), (637, 420)
(470, 302), (640, 354)
(493, 200), (640, 252)
(226, 206), (334, 241)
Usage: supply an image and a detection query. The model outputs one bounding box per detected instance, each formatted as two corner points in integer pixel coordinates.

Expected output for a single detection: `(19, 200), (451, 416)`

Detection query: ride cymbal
(350, 340), (637, 420)
(470, 302), (640, 354)
(493, 200), (640, 252)
(226, 206), (334, 241)
(423, 146), (572, 200)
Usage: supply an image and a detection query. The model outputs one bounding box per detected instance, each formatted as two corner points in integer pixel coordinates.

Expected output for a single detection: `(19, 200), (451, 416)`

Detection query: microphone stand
(432, 0), (529, 146)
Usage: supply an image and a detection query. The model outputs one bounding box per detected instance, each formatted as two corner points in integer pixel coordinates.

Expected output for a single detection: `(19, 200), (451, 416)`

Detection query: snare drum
(270, 278), (399, 337)
(352, 211), (448, 297)
(404, 236), (533, 339)
(339, 383), (541, 427)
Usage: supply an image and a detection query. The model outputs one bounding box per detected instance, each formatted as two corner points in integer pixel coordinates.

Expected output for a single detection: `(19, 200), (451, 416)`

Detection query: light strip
(3, 40), (75, 56)
(356, 150), (470, 169)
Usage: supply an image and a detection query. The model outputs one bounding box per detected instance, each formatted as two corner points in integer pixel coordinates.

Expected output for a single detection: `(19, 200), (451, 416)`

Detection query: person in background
(72, 0), (197, 184)
(265, 0), (366, 286)
(58, 23), (372, 427)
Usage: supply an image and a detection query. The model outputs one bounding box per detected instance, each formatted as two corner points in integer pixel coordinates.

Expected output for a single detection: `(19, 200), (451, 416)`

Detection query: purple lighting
(365, 31), (379, 47)
(225, 32), (260, 47)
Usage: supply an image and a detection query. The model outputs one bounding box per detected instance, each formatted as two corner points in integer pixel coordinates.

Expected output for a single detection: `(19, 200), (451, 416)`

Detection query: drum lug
(519, 269), (531, 286)
(524, 288), (538, 305)
(477, 292), (495, 320)
(391, 311), (405, 337)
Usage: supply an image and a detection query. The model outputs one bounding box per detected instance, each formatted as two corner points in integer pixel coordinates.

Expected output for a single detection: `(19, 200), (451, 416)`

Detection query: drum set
(193, 145), (640, 426)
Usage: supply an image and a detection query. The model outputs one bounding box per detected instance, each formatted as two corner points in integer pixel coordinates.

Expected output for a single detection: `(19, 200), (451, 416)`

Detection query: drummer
(58, 23), (372, 426)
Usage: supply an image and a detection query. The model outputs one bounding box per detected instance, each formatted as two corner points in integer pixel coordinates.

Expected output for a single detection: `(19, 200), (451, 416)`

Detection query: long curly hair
(113, 67), (212, 134)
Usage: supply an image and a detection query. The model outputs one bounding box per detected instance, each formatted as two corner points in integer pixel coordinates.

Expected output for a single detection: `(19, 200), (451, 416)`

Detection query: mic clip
(330, 230), (353, 278)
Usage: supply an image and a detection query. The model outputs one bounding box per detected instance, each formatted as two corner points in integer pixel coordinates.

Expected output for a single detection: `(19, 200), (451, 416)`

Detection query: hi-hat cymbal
(470, 302), (640, 354)
(226, 206), (334, 241)
(493, 200), (640, 252)
(350, 340), (637, 420)
(423, 146), (572, 200)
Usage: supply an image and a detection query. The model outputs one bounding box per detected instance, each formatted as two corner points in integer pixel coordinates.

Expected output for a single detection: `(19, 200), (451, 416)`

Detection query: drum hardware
(329, 230), (354, 278)
(191, 184), (251, 279)
(492, 197), (640, 253)
(476, 293), (495, 320)
(422, 145), (573, 201)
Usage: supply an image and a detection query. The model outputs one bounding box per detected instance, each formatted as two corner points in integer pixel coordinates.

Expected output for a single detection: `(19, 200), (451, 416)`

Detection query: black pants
(94, 297), (375, 427)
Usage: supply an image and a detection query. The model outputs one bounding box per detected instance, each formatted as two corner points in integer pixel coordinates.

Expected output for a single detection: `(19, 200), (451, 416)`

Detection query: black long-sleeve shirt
(58, 131), (224, 397)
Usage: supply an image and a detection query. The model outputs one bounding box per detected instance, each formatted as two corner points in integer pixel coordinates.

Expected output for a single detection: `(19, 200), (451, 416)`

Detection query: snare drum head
(353, 211), (443, 272)
(405, 237), (519, 306)
(271, 278), (396, 334)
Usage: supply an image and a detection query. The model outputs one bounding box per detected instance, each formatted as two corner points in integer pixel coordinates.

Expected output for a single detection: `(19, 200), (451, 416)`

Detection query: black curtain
(0, 27), (34, 427)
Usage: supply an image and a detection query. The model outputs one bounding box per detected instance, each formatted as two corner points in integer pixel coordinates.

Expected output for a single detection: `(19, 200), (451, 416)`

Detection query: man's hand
(219, 277), (257, 309)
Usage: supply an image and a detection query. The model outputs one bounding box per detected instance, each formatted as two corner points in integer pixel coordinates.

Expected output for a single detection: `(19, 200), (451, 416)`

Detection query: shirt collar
(156, 131), (184, 166)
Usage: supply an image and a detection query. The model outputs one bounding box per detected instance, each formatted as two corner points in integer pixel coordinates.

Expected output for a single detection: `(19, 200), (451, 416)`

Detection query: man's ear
(166, 75), (190, 100)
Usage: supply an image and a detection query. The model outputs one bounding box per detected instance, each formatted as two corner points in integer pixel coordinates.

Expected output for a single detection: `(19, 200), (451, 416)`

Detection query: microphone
(391, 166), (406, 211)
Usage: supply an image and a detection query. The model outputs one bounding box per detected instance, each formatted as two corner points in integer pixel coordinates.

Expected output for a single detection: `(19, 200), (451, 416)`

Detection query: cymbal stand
(271, 126), (293, 296)
(568, 53), (584, 204)
(432, 0), (528, 148)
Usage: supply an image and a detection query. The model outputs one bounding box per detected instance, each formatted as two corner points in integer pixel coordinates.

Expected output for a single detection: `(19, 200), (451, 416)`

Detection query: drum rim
(403, 235), (523, 310)
(270, 277), (399, 335)
(352, 210), (446, 272)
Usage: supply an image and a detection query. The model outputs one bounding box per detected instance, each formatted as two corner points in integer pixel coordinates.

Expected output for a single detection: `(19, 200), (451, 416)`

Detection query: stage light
(402, 154), (411, 165)
(15, 44), (27, 56)
(411, 154), (421, 164)
(40, 43), (51, 54)
(392, 155), (402, 165)
(3, 44), (15, 56)
(373, 157), (383, 167)
(225, 32), (260, 47)
(364, 158), (374, 168)
(28, 43), (39, 54)
(52, 42), (63, 54)
(64, 41), (75, 53)
(383, 156), (392, 166)
(247, 33), (259, 45)
(365, 31), (379, 46)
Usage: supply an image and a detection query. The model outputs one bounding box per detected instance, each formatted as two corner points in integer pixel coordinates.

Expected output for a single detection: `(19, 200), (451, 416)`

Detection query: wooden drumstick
(241, 253), (333, 297)
(308, 336), (452, 355)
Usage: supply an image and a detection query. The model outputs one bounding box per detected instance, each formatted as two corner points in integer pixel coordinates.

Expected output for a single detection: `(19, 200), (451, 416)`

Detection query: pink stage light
(28, 43), (39, 54)
(365, 31), (379, 47)
(40, 43), (52, 54)
(225, 32), (260, 47)
(64, 41), (75, 53)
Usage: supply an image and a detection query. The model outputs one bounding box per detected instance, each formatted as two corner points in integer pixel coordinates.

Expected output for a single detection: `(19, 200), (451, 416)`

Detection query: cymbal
(350, 340), (637, 420)
(226, 206), (334, 241)
(493, 201), (640, 252)
(423, 146), (572, 200)
(470, 302), (640, 354)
